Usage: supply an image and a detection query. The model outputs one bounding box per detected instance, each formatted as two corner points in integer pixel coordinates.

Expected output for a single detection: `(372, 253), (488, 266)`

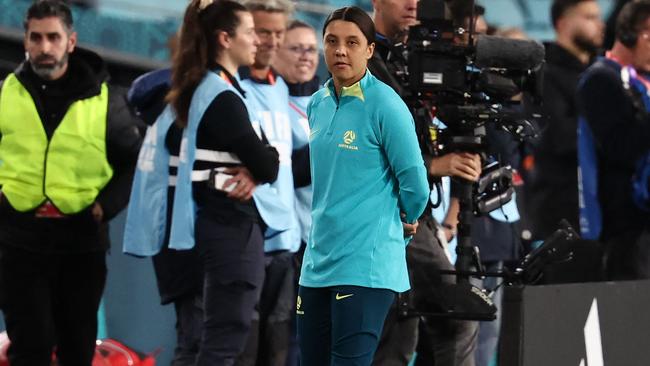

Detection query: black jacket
(367, 34), (406, 96)
(529, 42), (590, 238)
(577, 58), (650, 240)
(0, 47), (144, 253)
(286, 77), (319, 188)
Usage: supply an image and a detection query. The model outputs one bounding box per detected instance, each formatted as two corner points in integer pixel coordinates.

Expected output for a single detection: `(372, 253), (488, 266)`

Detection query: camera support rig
(390, 0), (573, 321)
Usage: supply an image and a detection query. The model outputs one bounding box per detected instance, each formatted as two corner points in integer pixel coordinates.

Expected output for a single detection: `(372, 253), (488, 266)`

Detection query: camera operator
(577, 0), (650, 280)
(368, 1), (481, 365)
(443, 5), (527, 366)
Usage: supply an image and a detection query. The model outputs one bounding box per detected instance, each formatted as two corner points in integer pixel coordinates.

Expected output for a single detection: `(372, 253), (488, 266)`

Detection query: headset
(618, 22), (638, 48)
(617, 1), (650, 48)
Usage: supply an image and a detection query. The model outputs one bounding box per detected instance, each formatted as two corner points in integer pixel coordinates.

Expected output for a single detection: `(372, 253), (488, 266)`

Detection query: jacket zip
(326, 87), (340, 136)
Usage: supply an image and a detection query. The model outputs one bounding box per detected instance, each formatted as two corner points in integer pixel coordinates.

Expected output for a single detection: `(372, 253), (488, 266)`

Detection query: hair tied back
(198, 0), (214, 12)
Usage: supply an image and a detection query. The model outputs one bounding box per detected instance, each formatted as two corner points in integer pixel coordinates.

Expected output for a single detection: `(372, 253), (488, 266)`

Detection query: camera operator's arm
(428, 152), (482, 181)
(430, 152), (481, 243)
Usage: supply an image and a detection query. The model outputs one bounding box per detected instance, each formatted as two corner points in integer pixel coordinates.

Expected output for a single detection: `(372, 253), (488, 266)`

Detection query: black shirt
(165, 67), (279, 220)
(529, 42), (591, 238)
(285, 77), (320, 188)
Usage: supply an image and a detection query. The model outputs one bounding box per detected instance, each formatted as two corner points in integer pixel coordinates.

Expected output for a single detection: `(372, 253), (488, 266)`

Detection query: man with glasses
(273, 19), (319, 262)
(273, 20), (320, 366)
(577, 0), (650, 280)
(237, 1), (302, 365)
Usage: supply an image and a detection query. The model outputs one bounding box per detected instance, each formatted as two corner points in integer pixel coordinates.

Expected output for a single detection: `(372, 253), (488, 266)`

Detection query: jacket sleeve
(201, 91), (280, 183)
(292, 144), (311, 188)
(96, 85), (144, 221)
(539, 73), (578, 158)
(378, 90), (430, 223)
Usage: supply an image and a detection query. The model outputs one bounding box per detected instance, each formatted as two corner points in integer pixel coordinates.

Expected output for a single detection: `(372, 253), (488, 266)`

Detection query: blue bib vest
(123, 71), (289, 256)
(289, 94), (313, 244)
(242, 75), (300, 253)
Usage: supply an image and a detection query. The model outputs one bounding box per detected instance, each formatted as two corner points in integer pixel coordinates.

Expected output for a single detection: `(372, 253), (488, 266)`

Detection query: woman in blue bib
(296, 7), (430, 365)
(158, 0), (279, 364)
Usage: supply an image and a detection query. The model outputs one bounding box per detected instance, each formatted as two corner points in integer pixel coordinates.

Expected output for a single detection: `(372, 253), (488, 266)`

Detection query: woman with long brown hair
(125, 0), (279, 364)
(167, 1), (281, 364)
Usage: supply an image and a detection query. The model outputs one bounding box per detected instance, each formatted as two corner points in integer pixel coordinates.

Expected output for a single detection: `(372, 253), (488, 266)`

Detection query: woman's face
(229, 11), (260, 67)
(323, 20), (374, 88)
(276, 27), (319, 83)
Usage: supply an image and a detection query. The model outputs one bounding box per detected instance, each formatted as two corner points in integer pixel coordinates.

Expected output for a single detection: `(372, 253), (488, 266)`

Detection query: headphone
(616, 1), (650, 48)
(619, 23), (638, 48)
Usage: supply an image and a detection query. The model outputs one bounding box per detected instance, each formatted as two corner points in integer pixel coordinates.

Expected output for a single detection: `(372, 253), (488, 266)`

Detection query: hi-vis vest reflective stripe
(0, 73), (113, 214)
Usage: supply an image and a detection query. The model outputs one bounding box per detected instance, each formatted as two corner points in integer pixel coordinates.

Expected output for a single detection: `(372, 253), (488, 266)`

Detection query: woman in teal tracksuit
(297, 7), (430, 365)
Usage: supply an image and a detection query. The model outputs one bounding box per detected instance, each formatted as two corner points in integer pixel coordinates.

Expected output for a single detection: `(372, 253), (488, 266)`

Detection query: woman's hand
(403, 221), (419, 237)
(401, 212), (419, 237)
(223, 167), (258, 202)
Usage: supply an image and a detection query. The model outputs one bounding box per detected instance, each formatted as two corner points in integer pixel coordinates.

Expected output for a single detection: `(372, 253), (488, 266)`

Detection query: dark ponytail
(166, 0), (247, 126)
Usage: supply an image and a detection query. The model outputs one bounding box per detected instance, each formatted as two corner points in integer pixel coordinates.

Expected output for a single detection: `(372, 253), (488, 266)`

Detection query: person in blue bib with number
(297, 7), (430, 365)
(123, 0), (280, 364)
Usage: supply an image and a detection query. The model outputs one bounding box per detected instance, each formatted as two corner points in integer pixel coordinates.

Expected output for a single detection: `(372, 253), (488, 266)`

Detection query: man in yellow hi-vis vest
(0, 1), (142, 365)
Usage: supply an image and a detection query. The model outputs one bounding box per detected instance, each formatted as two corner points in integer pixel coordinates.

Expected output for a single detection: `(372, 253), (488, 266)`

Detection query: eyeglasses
(285, 45), (318, 56)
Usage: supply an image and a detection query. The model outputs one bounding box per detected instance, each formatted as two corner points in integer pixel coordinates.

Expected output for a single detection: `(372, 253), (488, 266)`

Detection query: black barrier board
(500, 280), (650, 366)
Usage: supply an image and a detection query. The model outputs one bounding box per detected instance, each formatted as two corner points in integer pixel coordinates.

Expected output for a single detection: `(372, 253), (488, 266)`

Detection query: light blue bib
(122, 105), (175, 256)
(289, 94), (313, 244)
(242, 76), (300, 252)
(124, 71), (290, 255)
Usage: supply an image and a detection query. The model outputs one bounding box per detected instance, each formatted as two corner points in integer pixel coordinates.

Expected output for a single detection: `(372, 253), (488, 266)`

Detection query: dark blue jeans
(297, 285), (395, 366)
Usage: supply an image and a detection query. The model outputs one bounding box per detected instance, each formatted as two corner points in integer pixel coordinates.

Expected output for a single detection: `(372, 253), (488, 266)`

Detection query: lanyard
(606, 51), (650, 90)
(289, 101), (307, 119)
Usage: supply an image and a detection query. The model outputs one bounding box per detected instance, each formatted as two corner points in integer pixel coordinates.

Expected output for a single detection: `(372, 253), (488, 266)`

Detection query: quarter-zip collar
(323, 70), (371, 136)
(325, 69), (370, 104)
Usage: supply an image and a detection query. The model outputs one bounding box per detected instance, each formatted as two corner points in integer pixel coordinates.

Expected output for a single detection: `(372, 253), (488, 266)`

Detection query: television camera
(386, 0), (573, 321)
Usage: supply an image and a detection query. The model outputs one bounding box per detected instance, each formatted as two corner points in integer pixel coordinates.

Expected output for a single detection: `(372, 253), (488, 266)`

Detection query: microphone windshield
(475, 35), (545, 70)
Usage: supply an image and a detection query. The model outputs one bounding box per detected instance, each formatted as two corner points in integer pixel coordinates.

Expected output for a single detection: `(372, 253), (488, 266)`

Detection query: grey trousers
(373, 217), (478, 366)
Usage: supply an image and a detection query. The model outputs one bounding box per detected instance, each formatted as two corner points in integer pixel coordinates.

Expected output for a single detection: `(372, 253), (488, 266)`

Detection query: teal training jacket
(299, 70), (429, 292)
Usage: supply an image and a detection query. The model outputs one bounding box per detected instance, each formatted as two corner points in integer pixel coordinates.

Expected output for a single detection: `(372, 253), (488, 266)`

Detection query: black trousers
(605, 226), (650, 280)
(194, 213), (265, 366)
(236, 251), (296, 366)
(0, 244), (106, 366)
(171, 293), (203, 366)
